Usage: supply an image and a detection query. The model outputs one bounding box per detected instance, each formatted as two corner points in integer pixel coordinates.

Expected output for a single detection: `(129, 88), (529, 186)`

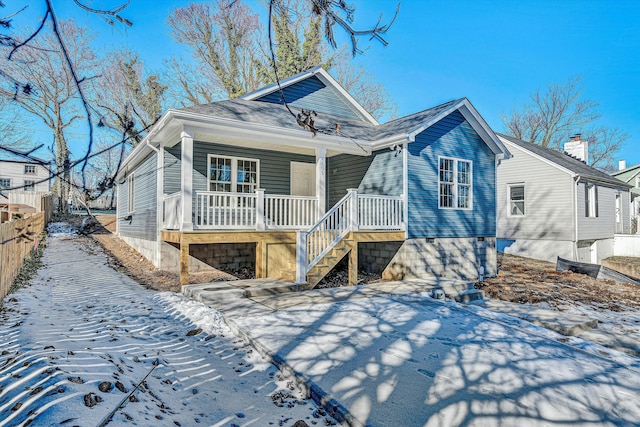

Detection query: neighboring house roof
(497, 133), (631, 188)
(0, 148), (50, 165)
(612, 163), (640, 183)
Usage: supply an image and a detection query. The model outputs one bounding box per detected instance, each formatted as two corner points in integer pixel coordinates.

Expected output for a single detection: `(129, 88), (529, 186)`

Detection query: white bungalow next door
(290, 162), (316, 196)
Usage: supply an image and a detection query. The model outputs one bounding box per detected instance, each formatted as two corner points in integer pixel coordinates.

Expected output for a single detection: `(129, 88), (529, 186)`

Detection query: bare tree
(94, 48), (166, 145)
(502, 77), (599, 149)
(167, 1), (264, 100)
(0, 19), (99, 210)
(585, 127), (629, 172)
(502, 76), (627, 171)
(331, 56), (397, 120)
(0, 99), (31, 149)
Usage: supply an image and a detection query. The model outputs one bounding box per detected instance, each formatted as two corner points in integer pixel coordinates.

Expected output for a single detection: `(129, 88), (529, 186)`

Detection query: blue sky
(13, 0), (640, 167)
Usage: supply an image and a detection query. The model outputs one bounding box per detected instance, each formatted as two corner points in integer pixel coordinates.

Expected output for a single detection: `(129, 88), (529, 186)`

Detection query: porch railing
(296, 189), (404, 283)
(162, 192), (182, 230)
(358, 194), (404, 230)
(193, 190), (318, 230)
(196, 191), (257, 229)
(265, 194), (318, 229)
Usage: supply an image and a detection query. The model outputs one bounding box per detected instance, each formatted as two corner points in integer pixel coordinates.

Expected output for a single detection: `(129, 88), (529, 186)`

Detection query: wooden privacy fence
(0, 193), (52, 299)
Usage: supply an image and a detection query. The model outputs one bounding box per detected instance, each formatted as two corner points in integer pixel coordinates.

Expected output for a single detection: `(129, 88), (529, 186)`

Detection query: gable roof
(497, 133), (630, 188)
(0, 148), (50, 165)
(241, 66), (379, 125)
(118, 74), (511, 179)
(611, 163), (640, 184)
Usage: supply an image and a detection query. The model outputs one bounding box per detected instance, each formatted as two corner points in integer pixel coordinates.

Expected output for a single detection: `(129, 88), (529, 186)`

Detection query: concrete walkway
(207, 282), (640, 426)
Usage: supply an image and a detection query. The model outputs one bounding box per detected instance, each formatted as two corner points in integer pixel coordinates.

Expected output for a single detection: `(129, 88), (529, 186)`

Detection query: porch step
(305, 238), (353, 288)
(183, 279), (302, 303)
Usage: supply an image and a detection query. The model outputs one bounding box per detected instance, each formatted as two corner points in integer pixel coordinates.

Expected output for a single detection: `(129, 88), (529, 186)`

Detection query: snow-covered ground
(3, 223), (640, 426)
(0, 225), (337, 426)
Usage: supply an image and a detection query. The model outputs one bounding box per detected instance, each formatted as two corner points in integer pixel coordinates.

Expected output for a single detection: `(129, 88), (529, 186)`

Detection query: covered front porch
(161, 188), (405, 286)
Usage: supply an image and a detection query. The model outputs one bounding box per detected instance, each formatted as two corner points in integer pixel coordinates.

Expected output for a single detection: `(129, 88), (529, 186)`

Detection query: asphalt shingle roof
(497, 133), (629, 188)
(179, 98), (464, 143)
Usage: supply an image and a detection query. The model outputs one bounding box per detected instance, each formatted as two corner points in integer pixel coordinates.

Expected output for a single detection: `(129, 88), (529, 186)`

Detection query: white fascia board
(499, 137), (576, 177)
(173, 112), (372, 156)
(457, 100), (511, 157)
(313, 68), (379, 125)
(370, 134), (413, 151)
(115, 109), (176, 180)
(241, 67), (321, 100)
(405, 100), (464, 141)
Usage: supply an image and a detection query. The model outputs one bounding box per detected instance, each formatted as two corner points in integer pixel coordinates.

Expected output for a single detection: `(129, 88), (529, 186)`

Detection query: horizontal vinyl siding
(577, 181), (621, 240)
(256, 76), (363, 121)
(119, 153), (157, 241)
(166, 141), (316, 196)
(407, 110), (495, 239)
(163, 149), (181, 195)
(497, 144), (575, 241)
(326, 150), (402, 207)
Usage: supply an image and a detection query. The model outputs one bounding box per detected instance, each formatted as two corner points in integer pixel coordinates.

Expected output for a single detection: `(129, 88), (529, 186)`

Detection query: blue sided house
(115, 67), (510, 287)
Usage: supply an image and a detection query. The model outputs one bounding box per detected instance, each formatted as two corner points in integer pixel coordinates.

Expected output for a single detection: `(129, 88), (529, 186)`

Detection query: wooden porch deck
(161, 229), (405, 287)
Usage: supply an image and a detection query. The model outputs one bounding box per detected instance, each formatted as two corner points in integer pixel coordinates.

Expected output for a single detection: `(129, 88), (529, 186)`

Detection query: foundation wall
(360, 237), (497, 281)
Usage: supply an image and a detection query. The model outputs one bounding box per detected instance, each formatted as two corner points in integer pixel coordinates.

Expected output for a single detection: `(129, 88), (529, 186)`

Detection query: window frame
(127, 173), (135, 214)
(23, 179), (35, 192)
(0, 178), (11, 190)
(585, 182), (598, 218)
(207, 154), (260, 194)
(438, 156), (473, 210)
(24, 164), (37, 175)
(508, 184), (526, 217)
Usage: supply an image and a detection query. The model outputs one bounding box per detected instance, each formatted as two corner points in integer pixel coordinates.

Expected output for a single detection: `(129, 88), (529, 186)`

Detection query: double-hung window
(0, 178), (10, 190)
(24, 165), (36, 175)
(439, 156), (472, 209)
(508, 185), (525, 216)
(24, 180), (35, 191)
(208, 155), (259, 193)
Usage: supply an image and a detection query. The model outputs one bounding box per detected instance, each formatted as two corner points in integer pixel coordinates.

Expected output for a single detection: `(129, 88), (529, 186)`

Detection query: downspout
(573, 174), (580, 260)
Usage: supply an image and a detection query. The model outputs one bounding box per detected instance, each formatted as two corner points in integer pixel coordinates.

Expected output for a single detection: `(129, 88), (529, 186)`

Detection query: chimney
(619, 160), (627, 171)
(564, 134), (589, 164)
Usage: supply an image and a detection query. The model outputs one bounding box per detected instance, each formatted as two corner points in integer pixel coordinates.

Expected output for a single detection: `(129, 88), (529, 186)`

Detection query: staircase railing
(295, 189), (358, 284)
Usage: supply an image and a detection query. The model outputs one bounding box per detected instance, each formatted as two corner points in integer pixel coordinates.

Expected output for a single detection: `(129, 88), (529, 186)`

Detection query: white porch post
(348, 188), (359, 231)
(256, 188), (265, 230)
(402, 142), (409, 237)
(316, 147), (327, 216)
(180, 129), (194, 231)
(296, 231), (308, 284)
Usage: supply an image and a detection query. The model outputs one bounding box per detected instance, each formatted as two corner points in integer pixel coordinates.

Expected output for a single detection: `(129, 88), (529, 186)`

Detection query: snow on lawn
(0, 234), (337, 427)
(228, 290), (640, 426)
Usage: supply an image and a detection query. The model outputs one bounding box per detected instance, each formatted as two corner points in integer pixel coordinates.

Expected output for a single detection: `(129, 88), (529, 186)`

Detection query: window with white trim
(24, 165), (36, 175)
(585, 183), (598, 218)
(127, 174), (135, 213)
(207, 155), (259, 193)
(0, 178), (10, 189)
(439, 156), (472, 209)
(508, 185), (525, 216)
(24, 180), (35, 191)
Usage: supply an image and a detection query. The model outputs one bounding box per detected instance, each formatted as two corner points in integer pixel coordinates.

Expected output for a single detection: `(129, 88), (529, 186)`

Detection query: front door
(290, 162), (316, 196)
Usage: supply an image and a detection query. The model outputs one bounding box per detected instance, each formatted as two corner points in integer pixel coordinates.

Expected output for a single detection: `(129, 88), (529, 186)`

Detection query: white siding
(0, 161), (50, 203)
(576, 181), (620, 240)
(497, 143), (575, 242)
